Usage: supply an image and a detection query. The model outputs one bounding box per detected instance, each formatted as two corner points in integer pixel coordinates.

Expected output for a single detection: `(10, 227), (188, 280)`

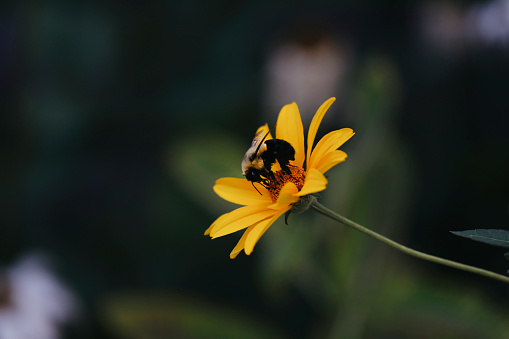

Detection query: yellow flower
(205, 97), (354, 258)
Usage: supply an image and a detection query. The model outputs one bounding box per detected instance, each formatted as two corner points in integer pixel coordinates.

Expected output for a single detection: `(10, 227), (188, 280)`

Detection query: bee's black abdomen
(264, 139), (295, 173)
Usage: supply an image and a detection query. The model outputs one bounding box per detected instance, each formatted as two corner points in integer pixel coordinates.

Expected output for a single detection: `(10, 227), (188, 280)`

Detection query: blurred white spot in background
(0, 253), (80, 339)
(419, 0), (509, 53)
(263, 32), (351, 125)
(467, 0), (509, 46)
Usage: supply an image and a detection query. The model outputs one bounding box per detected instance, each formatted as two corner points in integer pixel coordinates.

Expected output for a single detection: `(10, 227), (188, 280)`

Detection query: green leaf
(451, 229), (509, 248)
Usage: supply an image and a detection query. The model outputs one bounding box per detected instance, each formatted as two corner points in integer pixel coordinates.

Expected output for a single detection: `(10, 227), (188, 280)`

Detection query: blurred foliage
(169, 129), (246, 215)
(101, 292), (286, 339)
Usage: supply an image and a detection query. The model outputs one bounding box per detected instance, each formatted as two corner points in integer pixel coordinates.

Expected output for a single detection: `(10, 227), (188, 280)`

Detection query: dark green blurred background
(2, 1), (509, 338)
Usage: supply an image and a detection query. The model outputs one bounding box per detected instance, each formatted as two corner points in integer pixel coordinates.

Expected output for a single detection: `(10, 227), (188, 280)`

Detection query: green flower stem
(309, 197), (509, 284)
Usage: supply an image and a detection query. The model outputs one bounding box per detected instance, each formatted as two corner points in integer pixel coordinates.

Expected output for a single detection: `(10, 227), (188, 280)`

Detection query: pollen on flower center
(267, 166), (306, 203)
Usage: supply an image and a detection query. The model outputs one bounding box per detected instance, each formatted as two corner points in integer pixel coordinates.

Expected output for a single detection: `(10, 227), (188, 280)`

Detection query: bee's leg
(251, 181), (262, 195)
(260, 179), (270, 188)
(280, 163), (292, 175)
(267, 170), (276, 182)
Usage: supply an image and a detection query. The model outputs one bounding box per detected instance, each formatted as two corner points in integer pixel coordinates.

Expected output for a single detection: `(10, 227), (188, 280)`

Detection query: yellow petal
(230, 227), (252, 259)
(306, 98), (336, 171)
(315, 150), (348, 174)
(268, 182), (299, 208)
(255, 124), (273, 141)
(296, 168), (328, 196)
(244, 208), (288, 255)
(208, 206), (266, 235)
(309, 128), (354, 170)
(213, 177), (271, 205)
(206, 205), (266, 236)
(276, 103), (305, 168)
(211, 208), (276, 238)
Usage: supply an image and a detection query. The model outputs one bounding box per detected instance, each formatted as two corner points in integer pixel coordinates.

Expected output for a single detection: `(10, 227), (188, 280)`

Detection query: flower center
(267, 166), (306, 203)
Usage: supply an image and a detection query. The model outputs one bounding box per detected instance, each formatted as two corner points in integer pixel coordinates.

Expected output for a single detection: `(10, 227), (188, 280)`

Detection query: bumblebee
(242, 126), (295, 191)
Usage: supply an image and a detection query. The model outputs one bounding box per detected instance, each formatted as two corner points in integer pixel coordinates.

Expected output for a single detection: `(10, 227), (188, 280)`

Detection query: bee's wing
(251, 124), (273, 147)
